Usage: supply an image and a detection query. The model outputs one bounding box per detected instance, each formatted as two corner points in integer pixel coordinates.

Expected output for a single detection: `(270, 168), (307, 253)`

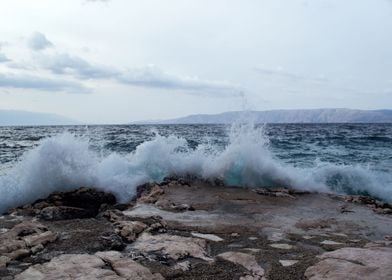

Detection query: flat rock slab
(217, 252), (264, 276)
(125, 181), (392, 241)
(2, 180), (392, 280)
(131, 232), (213, 262)
(15, 252), (163, 280)
(217, 251), (265, 277)
(305, 247), (392, 280)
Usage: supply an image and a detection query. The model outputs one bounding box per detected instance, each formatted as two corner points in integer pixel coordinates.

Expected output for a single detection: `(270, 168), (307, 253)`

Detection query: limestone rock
(132, 232), (212, 261)
(23, 231), (57, 247)
(39, 206), (89, 220)
(15, 252), (164, 280)
(95, 251), (164, 280)
(0, 220), (57, 266)
(99, 231), (126, 250)
(137, 184), (164, 204)
(364, 240), (392, 248)
(14, 254), (116, 280)
(7, 248), (30, 260)
(115, 221), (147, 242)
(240, 275), (266, 280)
(320, 240), (344, 246)
(267, 232), (285, 242)
(14, 187), (116, 219)
(279, 260), (298, 266)
(217, 251), (264, 277)
(173, 260), (191, 271)
(305, 247), (392, 280)
(269, 243), (293, 250)
(0, 255), (11, 269)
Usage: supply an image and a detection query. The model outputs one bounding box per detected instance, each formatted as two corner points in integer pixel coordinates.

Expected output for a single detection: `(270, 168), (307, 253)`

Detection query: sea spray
(1, 123), (391, 213)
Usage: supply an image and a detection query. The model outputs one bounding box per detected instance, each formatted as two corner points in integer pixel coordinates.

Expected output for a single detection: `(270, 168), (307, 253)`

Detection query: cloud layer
(1, 32), (241, 97)
(0, 73), (87, 92)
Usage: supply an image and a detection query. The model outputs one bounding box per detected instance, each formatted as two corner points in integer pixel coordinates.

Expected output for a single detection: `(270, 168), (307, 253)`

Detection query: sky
(0, 0), (392, 124)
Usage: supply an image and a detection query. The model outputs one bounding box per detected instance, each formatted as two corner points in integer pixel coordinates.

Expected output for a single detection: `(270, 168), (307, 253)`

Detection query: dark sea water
(1, 123), (391, 212)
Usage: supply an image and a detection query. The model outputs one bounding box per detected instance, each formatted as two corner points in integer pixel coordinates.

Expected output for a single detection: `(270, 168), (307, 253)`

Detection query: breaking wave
(1, 123), (391, 213)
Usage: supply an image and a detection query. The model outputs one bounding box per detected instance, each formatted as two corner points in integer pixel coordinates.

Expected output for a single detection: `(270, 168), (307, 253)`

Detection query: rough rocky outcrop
(1, 178), (392, 280)
(10, 187), (117, 220)
(344, 195), (392, 215)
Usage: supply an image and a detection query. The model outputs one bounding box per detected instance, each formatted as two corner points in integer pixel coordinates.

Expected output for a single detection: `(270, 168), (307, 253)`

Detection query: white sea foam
(1, 123), (391, 213)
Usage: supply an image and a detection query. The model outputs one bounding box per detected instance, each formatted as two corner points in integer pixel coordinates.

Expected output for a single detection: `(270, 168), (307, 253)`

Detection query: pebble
(320, 240), (343, 245)
(279, 260), (299, 267)
(269, 243), (293, 250)
(191, 232), (223, 242)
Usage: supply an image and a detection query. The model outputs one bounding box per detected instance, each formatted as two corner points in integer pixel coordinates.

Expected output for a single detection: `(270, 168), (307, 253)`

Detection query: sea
(0, 123), (391, 213)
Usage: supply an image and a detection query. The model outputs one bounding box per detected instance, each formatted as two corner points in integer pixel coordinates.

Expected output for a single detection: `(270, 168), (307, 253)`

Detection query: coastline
(1, 178), (391, 279)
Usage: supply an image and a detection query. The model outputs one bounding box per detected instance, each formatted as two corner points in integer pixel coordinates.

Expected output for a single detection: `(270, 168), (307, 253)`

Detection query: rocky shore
(1, 178), (391, 279)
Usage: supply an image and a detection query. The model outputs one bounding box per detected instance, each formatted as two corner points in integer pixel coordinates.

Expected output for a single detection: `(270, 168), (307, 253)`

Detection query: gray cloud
(0, 53), (10, 63)
(38, 53), (118, 79)
(37, 51), (241, 96)
(118, 66), (242, 96)
(0, 42), (10, 62)
(0, 73), (88, 93)
(24, 32), (242, 96)
(28, 32), (53, 51)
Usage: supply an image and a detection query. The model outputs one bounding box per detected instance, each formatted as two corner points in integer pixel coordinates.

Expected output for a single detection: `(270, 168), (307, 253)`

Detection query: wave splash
(1, 124), (391, 213)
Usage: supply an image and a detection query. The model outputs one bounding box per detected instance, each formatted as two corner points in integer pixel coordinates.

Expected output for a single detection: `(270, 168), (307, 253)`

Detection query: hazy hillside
(0, 110), (79, 126)
(137, 109), (392, 124)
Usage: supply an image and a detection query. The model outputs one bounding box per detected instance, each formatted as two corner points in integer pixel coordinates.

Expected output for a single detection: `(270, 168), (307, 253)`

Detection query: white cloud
(28, 32), (53, 51)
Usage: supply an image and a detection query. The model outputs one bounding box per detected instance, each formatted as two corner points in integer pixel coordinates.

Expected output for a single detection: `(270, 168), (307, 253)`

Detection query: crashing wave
(0, 123), (391, 213)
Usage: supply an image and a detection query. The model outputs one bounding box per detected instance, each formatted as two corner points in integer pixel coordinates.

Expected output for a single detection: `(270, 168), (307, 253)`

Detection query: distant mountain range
(0, 110), (79, 126)
(136, 109), (392, 124)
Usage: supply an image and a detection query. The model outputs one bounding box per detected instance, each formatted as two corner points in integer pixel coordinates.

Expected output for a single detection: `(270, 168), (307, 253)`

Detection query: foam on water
(0, 123), (391, 213)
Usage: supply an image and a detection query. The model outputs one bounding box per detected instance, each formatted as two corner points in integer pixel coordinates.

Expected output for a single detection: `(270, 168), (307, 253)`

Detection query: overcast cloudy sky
(0, 0), (392, 123)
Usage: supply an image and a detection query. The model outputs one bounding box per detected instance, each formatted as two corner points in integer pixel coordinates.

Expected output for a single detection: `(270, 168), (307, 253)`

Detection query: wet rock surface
(1, 178), (391, 279)
(9, 187), (117, 220)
